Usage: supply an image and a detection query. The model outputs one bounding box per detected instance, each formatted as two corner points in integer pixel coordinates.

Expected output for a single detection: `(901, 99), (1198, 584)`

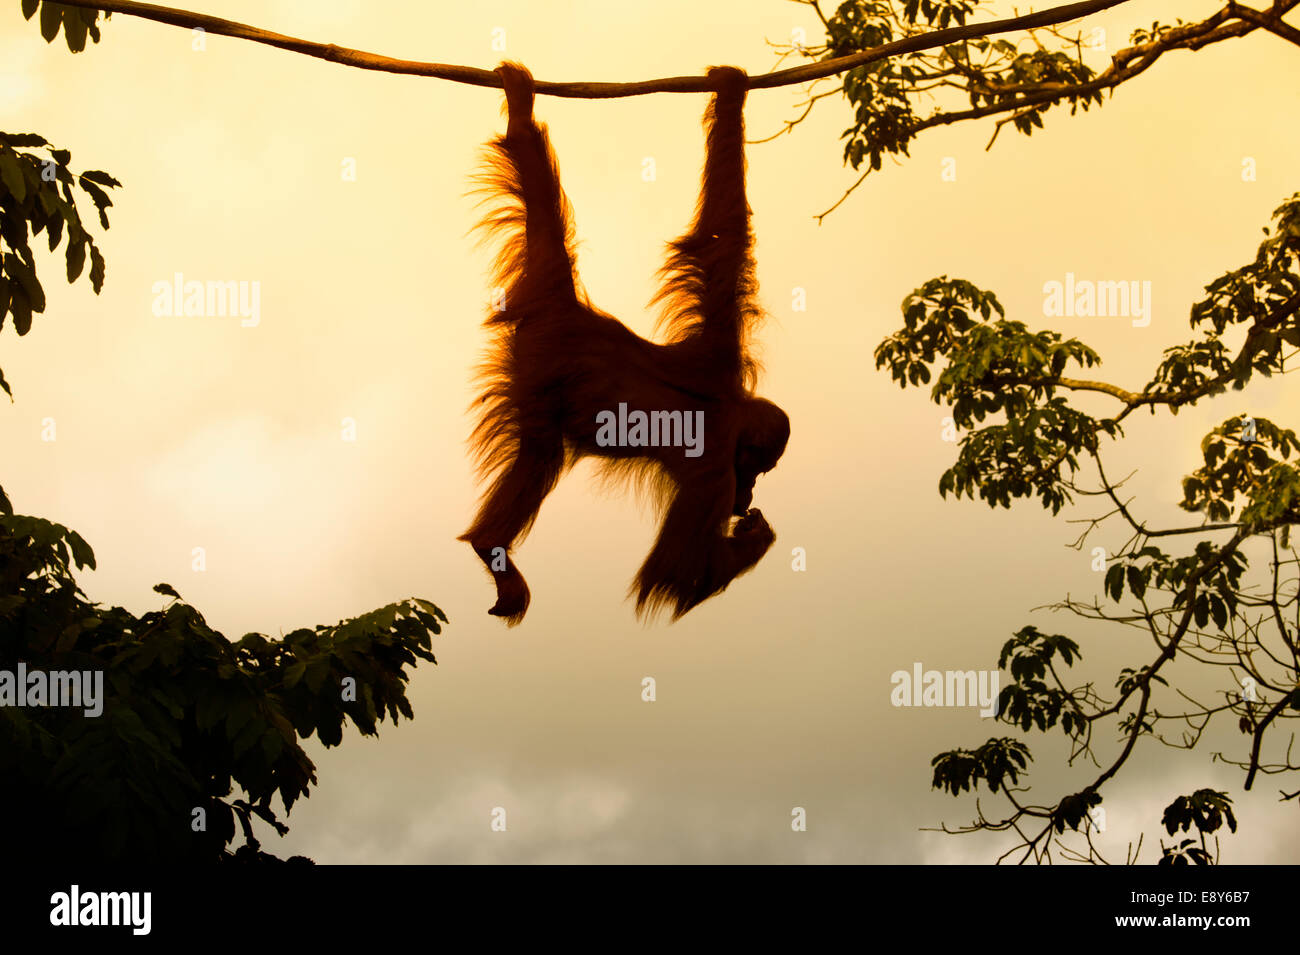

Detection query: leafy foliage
(1151, 195), (1300, 402)
(876, 276), (1117, 514)
(877, 195), (1300, 527)
(802, 0), (1300, 865)
(995, 626), (1085, 736)
(931, 737), (1030, 795)
(895, 190), (1300, 861)
(1179, 413), (1300, 535)
(1161, 789), (1237, 837)
(1158, 790), (1237, 866)
(804, 1), (1111, 179)
(20, 0), (111, 53)
(0, 130), (119, 397)
(1102, 540), (1251, 634)
(0, 496), (445, 862)
(779, 3), (1291, 225)
(1051, 789), (1101, 834)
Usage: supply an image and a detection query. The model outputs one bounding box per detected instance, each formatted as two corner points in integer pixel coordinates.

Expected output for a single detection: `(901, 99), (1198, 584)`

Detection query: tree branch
(1227, 1), (1300, 45)
(48, 0), (1136, 96)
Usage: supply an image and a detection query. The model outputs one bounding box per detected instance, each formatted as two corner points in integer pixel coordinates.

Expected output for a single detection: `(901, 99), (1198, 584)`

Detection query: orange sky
(2, 0), (1297, 862)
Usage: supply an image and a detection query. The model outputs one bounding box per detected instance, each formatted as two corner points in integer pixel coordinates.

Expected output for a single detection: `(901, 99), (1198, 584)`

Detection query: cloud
(0, 36), (44, 112)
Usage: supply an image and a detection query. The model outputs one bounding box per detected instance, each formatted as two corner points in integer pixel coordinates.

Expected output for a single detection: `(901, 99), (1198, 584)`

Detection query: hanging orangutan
(461, 61), (789, 624)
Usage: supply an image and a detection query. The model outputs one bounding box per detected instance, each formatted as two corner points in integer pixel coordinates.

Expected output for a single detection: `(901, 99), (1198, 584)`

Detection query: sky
(1, 0), (1297, 863)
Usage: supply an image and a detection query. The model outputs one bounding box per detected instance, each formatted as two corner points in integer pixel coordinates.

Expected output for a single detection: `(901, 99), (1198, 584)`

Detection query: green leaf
(261, 728), (284, 762)
(66, 529), (96, 569)
(195, 693), (222, 731)
(66, 238), (86, 283)
(63, 10), (88, 52)
(39, 1), (62, 42)
(10, 286), (32, 336)
(1104, 563), (1123, 601)
(0, 151), (27, 201)
(231, 718), (262, 756)
(304, 658), (330, 693)
(88, 245), (105, 292)
(78, 178), (112, 228)
(224, 698), (255, 740)
(1193, 594), (1210, 628)
(283, 660), (307, 688)
(1209, 595), (1227, 630)
(46, 211), (64, 253)
(6, 255), (46, 313)
(0, 132), (49, 148)
(79, 170), (121, 187)
(1126, 565), (1145, 600)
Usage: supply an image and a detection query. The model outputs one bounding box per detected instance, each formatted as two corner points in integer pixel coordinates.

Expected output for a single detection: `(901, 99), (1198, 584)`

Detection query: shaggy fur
(460, 61), (789, 624)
